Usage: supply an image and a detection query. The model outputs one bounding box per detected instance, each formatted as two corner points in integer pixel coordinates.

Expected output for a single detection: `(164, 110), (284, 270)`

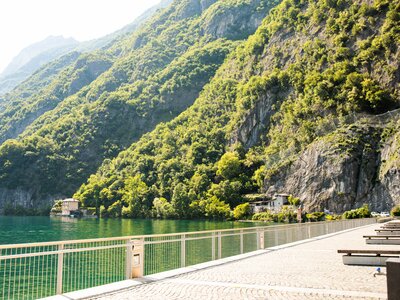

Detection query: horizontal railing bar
(0, 219), (367, 250)
(0, 236), (133, 250)
(0, 244), (127, 260)
(145, 230), (260, 245)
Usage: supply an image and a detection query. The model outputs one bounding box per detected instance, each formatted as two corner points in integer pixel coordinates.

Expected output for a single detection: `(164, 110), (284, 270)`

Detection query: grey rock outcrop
(263, 119), (400, 213)
(202, 0), (272, 40)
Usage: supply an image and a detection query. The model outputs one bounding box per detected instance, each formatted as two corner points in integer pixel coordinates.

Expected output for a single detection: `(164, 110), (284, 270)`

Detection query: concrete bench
(338, 249), (400, 266)
(363, 235), (400, 245)
(375, 229), (400, 236)
(382, 226), (400, 229)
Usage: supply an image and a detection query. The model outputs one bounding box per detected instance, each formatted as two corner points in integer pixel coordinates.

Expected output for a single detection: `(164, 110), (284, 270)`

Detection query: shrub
(325, 214), (342, 221)
(276, 206), (297, 223)
(305, 212), (325, 222)
(233, 203), (251, 220)
(391, 206), (400, 217)
(252, 211), (273, 222)
(86, 207), (97, 216)
(50, 200), (63, 214)
(342, 204), (371, 219)
(288, 195), (300, 206)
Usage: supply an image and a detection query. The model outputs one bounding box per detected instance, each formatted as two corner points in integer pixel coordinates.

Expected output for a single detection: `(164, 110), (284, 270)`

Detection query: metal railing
(0, 218), (376, 299)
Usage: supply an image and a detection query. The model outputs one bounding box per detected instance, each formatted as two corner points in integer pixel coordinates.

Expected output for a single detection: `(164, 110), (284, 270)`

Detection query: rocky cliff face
(263, 112), (400, 213)
(230, 90), (283, 149)
(0, 188), (65, 212)
(202, 0), (273, 40)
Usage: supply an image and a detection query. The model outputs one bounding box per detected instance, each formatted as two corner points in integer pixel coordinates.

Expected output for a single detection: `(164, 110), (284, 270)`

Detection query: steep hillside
(75, 0), (400, 218)
(0, 52), (113, 144)
(0, 0), (278, 211)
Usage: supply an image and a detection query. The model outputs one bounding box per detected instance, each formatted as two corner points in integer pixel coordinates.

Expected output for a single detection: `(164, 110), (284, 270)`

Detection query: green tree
(233, 203), (251, 220)
(121, 175), (149, 218)
(200, 196), (231, 220)
(152, 197), (175, 218)
(171, 183), (190, 218)
(216, 152), (242, 180)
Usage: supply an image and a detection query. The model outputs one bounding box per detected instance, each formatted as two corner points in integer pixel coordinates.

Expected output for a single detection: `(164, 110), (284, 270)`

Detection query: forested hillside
(0, 0), (279, 212)
(75, 0), (400, 218)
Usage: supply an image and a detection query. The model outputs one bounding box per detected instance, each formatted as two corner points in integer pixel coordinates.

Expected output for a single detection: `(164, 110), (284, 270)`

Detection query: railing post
(218, 231), (222, 259)
(256, 230), (260, 249)
(258, 230), (264, 249)
(181, 234), (186, 268)
(126, 239), (144, 279)
(211, 232), (216, 260)
(240, 230), (244, 254)
(125, 240), (133, 279)
(56, 244), (64, 295)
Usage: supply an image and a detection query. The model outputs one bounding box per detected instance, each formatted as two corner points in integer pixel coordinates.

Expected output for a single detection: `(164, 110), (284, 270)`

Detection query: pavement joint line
(164, 278), (387, 299)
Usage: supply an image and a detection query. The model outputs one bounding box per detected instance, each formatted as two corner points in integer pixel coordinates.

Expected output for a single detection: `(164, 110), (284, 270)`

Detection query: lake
(0, 216), (259, 245)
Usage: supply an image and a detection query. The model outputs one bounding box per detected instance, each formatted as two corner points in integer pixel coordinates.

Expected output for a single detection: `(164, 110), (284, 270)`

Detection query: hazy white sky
(0, 0), (160, 73)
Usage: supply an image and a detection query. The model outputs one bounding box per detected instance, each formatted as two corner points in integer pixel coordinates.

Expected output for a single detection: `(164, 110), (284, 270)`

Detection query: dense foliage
(0, 0), (278, 210)
(342, 204), (371, 219)
(390, 205), (400, 217)
(74, 0), (399, 219)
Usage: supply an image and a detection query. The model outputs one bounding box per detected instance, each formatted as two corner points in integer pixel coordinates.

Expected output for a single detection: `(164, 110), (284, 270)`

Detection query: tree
(200, 196), (231, 220)
(153, 197), (175, 218)
(208, 180), (244, 207)
(233, 203), (251, 220)
(121, 175), (149, 218)
(216, 152), (242, 180)
(171, 183), (190, 218)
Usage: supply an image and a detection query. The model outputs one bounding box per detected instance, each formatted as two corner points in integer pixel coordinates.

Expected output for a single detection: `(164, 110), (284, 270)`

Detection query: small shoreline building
(61, 198), (80, 216)
(246, 193), (290, 213)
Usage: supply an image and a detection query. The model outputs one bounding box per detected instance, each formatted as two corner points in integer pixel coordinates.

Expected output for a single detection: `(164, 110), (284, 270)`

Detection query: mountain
(0, 0), (399, 217)
(0, 0), (173, 96)
(74, 0), (400, 218)
(0, 36), (79, 95)
(0, 0), (280, 213)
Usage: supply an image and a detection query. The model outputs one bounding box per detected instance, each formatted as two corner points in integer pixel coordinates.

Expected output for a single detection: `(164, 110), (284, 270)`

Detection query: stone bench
(375, 229), (400, 236)
(338, 249), (400, 266)
(363, 235), (400, 245)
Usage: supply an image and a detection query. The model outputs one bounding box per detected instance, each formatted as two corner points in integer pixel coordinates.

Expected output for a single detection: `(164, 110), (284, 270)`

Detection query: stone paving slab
(90, 223), (394, 300)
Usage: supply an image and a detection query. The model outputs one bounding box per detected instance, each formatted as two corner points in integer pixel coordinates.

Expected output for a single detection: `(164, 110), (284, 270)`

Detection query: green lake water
(0, 216), (258, 245)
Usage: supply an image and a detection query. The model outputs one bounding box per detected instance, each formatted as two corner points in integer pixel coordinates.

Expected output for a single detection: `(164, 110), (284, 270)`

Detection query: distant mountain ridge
(0, 0), (173, 96)
(0, 36), (78, 95)
(0, 36), (78, 78)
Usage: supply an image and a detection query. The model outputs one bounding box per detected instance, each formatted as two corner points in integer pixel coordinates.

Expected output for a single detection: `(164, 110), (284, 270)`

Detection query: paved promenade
(84, 223), (394, 300)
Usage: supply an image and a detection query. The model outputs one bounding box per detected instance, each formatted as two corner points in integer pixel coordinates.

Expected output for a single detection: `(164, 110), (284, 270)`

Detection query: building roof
(63, 198), (79, 203)
(244, 194), (271, 201)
